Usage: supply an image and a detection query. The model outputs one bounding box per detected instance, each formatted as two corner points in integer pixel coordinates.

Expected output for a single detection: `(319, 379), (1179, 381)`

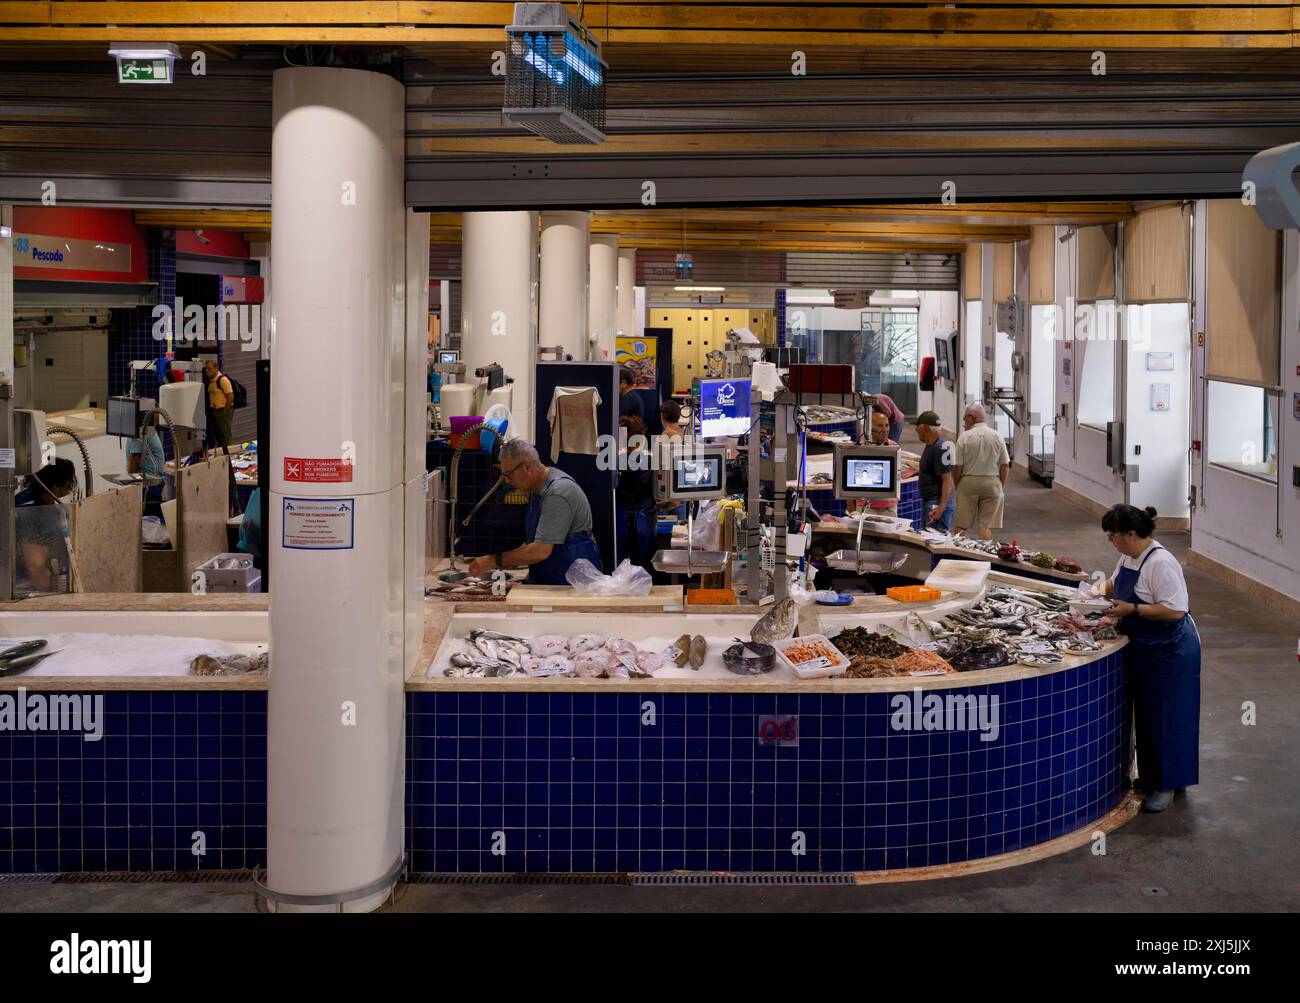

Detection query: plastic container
(195, 553), (260, 592)
(886, 585), (942, 603)
(772, 633), (851, 679)
(686, 588), (737, 605)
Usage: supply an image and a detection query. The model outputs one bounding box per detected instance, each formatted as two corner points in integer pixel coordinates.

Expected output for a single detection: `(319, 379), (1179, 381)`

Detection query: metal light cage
(504, 3), (607, 145)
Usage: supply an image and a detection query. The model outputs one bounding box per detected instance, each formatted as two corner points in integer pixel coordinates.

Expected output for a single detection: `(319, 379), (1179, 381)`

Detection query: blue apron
(524, 471), (603, 586)
(1115, 543), (1201, 792)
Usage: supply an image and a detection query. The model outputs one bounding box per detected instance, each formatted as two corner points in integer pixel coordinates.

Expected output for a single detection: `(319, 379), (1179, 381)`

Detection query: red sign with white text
(283, 457), (353, 483)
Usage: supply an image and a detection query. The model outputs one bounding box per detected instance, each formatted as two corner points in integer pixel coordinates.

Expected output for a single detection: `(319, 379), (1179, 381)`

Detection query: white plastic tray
(772, 634), (851, 679)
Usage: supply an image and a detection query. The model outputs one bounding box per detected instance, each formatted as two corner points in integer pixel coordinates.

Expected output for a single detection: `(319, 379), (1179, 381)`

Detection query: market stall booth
(0, 572), (1133, 879)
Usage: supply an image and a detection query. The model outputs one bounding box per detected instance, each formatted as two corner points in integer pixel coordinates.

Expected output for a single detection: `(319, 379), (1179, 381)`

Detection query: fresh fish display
(571, 651), (605, 676)
(0, 649), (60, 676)
(722, 642), (775, 675)
(0, 638), (48, 661)
(190, 652), (268, 676)
(605, 637), (636, 655)
(568, 634), (607, 655)
(751, 599), (797, 644)
(918, 583), (1115, 671)
(528, 655), (575, 677)
(636, 651), (665, 674)
(469, 628), (526, 643)
(830, 627), (910, 659)
(529, 635), (570, 657)
(688, 635), (707, 670)
(669, 634), (693, 668)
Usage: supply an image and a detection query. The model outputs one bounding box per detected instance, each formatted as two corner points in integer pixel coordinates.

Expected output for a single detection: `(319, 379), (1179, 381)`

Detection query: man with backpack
(203, 358), (239, 448)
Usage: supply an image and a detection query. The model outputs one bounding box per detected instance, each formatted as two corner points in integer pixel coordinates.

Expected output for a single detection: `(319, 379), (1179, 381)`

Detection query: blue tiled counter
(0, 688), (267, 875)
(405, 649), (1129, 874)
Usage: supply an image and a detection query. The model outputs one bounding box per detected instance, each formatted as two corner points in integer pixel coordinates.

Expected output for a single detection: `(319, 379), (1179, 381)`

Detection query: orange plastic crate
(686, 588), (736, 605)
(886, 585), (941, 603)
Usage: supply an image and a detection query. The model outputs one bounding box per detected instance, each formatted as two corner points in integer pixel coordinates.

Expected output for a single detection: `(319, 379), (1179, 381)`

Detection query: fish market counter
(0, 585), (1135, 879)
(812, 519), (1095, 588)
(407, 576), (1135, 876)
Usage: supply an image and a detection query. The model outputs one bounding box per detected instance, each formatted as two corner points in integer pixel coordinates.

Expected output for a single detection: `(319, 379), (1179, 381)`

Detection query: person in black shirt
(616, 415), (656, 571)
(618, 367), (644, 423)
(913, 410), (955, 532)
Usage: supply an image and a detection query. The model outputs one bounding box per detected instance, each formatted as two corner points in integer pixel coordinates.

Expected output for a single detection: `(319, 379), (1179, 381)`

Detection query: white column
(616, 246), (637, 341)
(0, 205), (12, 385)
(268, 66), (408, 913)
(461, 211), (537, 428)
(589, 234), (619, 360)
(539, 210), (590, 361)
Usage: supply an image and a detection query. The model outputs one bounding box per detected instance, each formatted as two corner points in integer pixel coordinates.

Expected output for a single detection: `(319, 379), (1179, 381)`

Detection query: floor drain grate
(407, 872), (631, 885)
(55, 869), (264, 884)
(0, 873), (59, 885)
(633, 873), (856, 886)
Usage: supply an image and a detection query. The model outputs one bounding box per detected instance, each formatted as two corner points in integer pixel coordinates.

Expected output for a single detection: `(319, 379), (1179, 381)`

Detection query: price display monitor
(656, 445), (728, 502)
(833, 443), (901, 501)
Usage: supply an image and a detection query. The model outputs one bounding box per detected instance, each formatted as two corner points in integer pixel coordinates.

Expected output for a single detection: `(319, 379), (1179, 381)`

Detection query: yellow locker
(699, 310), (716, 374)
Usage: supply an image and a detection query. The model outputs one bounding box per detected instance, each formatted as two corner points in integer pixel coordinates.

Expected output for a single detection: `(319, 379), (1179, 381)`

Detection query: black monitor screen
(106, 396), (141, 438)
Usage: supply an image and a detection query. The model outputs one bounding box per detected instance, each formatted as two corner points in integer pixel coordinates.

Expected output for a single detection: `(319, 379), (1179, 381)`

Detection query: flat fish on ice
(568, 634), (607, 655)
(190, 652), (268, 676)
(529, 635), (570, 657)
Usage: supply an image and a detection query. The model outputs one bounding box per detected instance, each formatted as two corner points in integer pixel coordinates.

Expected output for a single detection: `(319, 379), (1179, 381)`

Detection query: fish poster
(616, 336), (657, 388)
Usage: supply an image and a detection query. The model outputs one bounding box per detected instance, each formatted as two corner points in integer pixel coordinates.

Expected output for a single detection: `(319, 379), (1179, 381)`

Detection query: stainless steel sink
(824, 549), (908, 573)
(652, 549), (729, 575)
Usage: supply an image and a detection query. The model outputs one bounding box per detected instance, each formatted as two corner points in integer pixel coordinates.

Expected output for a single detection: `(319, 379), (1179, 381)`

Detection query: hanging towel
(546, 386), (602, 462)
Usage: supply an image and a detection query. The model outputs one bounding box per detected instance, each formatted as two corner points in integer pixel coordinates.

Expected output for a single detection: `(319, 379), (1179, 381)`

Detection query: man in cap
(913, 411), (956, 532)
(953, 402), (1009, 540)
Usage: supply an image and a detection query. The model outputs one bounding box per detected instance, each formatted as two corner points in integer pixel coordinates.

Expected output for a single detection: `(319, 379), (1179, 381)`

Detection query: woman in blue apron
(1099, 504), (1200, 813)
(467, 439), (602, 586)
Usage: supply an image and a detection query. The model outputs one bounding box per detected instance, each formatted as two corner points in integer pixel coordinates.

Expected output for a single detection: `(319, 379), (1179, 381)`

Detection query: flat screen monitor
(658, 446), (728, 502)
(106, 396), (142, 438)
(833, 443), (900, 500)
(670, 449), (722, 501)
(934, 337), (951, 380)
(438, 350), (460, 364)
(697, 378), (751, 439)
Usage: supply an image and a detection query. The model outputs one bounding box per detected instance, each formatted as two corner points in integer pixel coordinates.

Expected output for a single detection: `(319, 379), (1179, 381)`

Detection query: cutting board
(505, 584), (685, 609)
(924, 558), (990, 594)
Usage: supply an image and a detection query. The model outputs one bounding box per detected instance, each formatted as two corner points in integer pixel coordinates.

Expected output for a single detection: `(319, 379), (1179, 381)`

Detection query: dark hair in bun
(1101, 504), (1157, 538)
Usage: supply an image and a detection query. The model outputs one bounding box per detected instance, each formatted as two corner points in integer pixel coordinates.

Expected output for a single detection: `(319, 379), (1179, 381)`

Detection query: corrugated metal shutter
(0, 62), (271, 206)
(784, 252), (957, 291)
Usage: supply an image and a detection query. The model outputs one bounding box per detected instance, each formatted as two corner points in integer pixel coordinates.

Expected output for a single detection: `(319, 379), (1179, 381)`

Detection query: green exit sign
(116, 57), (173, 84)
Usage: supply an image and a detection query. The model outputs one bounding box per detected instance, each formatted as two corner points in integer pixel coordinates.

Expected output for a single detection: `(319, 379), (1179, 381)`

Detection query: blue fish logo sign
(717, 383), (736, 406)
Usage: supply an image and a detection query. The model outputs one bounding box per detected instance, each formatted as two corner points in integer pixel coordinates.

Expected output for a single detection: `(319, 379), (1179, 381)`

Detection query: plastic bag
(689, 500), (723, 551)
(141, 516), (171, 547)
(565, 558), (653, 596)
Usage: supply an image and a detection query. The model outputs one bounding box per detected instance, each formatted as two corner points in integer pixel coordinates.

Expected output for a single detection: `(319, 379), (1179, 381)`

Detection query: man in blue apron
(1099, 504), (1201, 813)
(468, 438), (602, 585)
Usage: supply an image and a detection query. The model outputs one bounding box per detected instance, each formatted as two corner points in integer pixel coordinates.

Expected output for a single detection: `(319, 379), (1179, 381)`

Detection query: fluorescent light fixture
(0, 225), (11, 240)
(674, 286), (726, 292)
(108, 42), (180, 84)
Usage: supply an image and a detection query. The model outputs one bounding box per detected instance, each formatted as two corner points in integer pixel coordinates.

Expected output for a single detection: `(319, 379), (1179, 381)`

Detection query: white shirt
(1111, 541), (1189, 613)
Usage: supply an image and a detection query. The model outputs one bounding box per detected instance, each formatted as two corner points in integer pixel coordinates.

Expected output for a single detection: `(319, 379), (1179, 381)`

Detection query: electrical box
(13, 409), (46, 474)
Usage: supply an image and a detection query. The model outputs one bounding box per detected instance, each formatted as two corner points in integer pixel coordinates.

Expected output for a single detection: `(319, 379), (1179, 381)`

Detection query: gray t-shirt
(533, 467), (594, 545)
